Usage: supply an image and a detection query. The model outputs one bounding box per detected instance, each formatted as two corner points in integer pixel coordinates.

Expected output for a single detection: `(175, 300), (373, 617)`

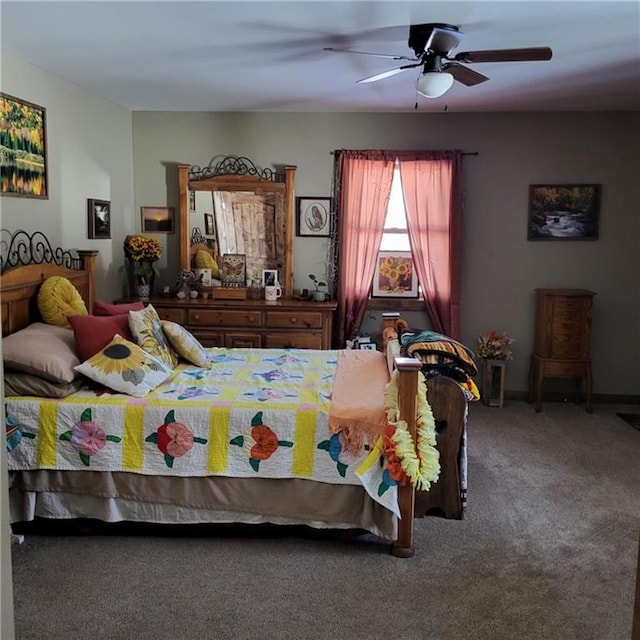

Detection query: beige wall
(132, 110), (640, 396)
(1, 52), (638, 397)
(0, 51), (134, 303)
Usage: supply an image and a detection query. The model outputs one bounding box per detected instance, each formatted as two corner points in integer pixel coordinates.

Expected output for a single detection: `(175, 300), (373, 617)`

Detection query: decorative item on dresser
(528, 288), (596, 413)
(116, 296), (337, 349)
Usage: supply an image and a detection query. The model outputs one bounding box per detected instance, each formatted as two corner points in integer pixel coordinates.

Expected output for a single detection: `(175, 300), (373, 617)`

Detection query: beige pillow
(74, 334), (172, 398)
(128, 304), (179, 369)
(2, 322), (80, 383)
(161, 320), (209, 367)
(37, 276), (88, 328)
(4, 370), (86, 398)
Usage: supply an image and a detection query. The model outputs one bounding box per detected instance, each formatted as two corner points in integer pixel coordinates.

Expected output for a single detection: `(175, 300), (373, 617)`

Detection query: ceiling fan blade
(323, 47), (416, 61)
(357, 63), (421, 84)
(454, 47), (553, 63)
(444, 62), (489, 86)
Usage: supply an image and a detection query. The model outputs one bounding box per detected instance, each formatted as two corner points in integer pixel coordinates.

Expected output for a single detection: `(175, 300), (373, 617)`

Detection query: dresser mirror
(178, 157), (296, 298)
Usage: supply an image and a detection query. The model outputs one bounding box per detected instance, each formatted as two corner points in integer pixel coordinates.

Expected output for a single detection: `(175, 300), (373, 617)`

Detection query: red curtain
(334, 151), (395, 346)
(333, 149), (463, 346)
(398, 150), (463, 338)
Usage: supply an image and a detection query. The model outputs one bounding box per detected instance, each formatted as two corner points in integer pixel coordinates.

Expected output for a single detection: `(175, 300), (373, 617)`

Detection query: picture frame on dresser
(527, 184), (601, 241)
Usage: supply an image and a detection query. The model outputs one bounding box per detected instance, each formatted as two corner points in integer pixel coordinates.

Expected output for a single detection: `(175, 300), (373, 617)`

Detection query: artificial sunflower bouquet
(476, 331), (515, 360)
(124, 234), (161, 281)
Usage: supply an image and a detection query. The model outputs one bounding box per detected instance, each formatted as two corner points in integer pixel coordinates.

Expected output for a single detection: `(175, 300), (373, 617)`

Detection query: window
(380, 165), (410, 252)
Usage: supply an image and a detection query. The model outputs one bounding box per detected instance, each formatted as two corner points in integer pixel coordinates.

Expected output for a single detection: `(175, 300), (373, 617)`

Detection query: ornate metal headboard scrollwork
(1, 229), (81, 274)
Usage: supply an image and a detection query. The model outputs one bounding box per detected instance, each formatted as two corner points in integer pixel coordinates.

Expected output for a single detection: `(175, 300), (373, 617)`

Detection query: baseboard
(505, 390), (640, 404)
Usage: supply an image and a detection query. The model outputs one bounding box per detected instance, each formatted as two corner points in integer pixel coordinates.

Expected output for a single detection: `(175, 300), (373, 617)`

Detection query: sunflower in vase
(124, 235), (161, 296)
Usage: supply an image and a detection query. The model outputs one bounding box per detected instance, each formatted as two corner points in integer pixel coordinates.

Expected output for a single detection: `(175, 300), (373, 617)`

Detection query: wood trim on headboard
(0, 246), (98, 337)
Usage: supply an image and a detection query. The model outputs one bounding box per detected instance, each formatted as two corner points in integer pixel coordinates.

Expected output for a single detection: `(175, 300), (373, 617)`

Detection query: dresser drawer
(155, 307), (186, 324)
(265, 311), (324, 330)
(265, 332), (324, 350)
(187, 309), (263, 328)
(541, 360), (589, 378)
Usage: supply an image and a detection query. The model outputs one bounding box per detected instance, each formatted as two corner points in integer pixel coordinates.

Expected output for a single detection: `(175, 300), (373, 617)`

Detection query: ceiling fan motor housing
(408, 23), (462, 57)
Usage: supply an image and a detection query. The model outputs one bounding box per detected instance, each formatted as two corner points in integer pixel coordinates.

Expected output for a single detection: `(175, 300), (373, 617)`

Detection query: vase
(125, 257), (155, 299)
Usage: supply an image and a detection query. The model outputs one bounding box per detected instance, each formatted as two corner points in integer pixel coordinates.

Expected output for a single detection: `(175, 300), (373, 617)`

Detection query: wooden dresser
(528, 288), (596, 413)
(128, 297), (337, 349)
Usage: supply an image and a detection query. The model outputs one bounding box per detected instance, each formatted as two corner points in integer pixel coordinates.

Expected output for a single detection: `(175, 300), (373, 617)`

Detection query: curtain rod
(329, 150), (479, 156)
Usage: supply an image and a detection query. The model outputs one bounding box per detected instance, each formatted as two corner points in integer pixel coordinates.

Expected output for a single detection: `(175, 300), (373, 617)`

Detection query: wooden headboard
(0, 230), (98, 337)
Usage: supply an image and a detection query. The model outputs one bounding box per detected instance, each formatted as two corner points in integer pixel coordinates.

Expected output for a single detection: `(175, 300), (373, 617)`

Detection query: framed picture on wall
(189, 190), (196, 213)
(296, 197), (331, 237)
(0, 93), (48, 199)
(527, 184), (601, 240)
(141, 206), (174, 233)
(87, 199), (111, 239)
(372, 251), (419, 298)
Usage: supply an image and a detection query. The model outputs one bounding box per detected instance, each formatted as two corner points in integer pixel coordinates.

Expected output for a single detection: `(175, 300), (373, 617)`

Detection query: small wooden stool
(482, 359), (506, 408)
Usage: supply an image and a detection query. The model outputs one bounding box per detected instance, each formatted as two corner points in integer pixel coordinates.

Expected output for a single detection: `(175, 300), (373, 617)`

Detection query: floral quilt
(6, 348), (399, 513)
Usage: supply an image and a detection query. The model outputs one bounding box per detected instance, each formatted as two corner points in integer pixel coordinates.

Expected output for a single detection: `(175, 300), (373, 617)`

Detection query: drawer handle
(247, 315), (255, 323)
(193, 314), (199, 321)
(290, 317), (298, 324)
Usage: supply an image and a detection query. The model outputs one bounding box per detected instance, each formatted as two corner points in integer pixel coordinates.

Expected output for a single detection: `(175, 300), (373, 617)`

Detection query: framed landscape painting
(0, 93), (48, 198)
(87, 199), (111, 239)
(141, 206), (174, 233)
(528, 184), (601, 240)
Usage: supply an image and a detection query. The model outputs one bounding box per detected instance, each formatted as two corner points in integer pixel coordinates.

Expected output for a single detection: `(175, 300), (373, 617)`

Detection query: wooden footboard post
(391, 357), (421, 558)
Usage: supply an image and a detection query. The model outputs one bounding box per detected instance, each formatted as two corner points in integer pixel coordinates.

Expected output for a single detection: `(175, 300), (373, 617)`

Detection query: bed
(2, 231), (468, 557)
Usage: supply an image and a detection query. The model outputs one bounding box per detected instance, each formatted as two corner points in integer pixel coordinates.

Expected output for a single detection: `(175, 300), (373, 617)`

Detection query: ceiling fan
(324, 23), (552, 99)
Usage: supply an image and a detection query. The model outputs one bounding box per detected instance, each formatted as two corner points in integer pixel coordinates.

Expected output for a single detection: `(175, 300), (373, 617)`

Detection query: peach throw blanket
(328, 349), (390, 455)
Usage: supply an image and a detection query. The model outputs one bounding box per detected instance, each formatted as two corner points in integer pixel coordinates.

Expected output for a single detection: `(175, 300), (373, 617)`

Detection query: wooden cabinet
(142, 297), (336, 350)
(528, 288), (595, 412)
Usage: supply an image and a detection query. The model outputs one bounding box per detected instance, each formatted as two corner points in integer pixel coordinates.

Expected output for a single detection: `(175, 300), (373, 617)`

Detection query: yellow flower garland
(385, 369), (441, 491)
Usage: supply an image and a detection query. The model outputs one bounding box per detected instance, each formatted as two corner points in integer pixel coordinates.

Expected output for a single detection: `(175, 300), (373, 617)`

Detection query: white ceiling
(2, 0), (639, 112)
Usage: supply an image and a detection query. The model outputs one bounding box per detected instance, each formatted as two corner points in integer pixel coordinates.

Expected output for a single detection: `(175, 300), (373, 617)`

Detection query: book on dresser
(116, 297), (337, 350)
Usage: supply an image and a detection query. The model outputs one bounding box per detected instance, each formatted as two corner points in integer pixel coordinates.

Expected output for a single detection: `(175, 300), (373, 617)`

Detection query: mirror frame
(178, 157), (297, 299)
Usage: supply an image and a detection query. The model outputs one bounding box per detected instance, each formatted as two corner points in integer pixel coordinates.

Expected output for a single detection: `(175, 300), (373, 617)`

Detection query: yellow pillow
(37, 276), (88, 329)
(161, 320), (209, 367)
(195, 250), (221, 279)
(128, 304), (179, 369)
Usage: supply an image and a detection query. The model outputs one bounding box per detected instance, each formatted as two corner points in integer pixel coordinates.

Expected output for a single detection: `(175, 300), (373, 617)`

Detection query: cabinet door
(225, 333), (262, 349)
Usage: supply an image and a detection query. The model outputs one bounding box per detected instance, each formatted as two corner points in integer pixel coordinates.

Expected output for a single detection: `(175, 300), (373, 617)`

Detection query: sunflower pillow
(75, 334), (172, 397)
(160, 320), (209, 367)
(128, 304), (179, 369)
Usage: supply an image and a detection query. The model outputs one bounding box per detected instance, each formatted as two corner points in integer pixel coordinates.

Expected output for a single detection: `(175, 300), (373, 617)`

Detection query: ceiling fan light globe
(416, 72), (454, 98)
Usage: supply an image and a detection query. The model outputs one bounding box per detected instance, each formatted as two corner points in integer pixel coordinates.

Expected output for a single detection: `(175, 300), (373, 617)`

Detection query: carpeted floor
(10, 401), (640, 640)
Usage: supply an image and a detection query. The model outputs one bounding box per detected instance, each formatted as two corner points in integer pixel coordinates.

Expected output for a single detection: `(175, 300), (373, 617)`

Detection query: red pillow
(68, 314), (134, 362)
(93, 300), (144, 316)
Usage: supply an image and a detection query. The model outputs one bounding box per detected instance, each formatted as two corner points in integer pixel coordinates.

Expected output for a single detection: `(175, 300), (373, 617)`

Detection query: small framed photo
(141, 206), (174, 233)
(527, 184), (601, 240)
(221, 253), (246, 287)
(204, 213), (215, 236)
(296, 197), (331, 237)
(262, 269), (279, 287)
(359, 342), (378, 351)
(189, 191), (196, 212)
(87, 199), (111, 239)
(372, 251), (419, 298)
